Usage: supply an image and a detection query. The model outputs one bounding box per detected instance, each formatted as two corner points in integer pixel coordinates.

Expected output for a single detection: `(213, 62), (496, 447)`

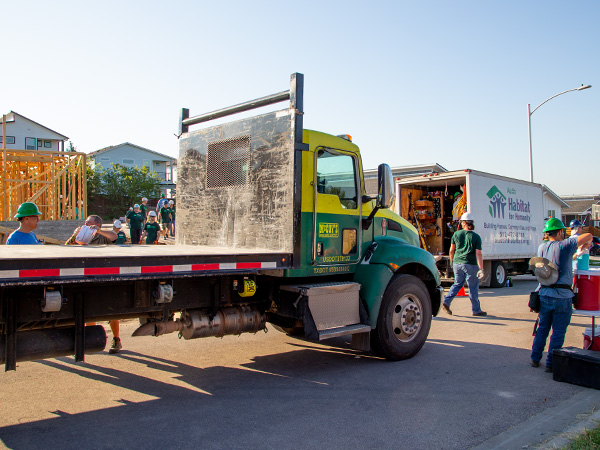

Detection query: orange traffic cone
(457, 286), (467, 297)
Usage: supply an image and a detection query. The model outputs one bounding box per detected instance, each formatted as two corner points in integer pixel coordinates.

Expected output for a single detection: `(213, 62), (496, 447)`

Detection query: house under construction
(1, 112), (86, 222)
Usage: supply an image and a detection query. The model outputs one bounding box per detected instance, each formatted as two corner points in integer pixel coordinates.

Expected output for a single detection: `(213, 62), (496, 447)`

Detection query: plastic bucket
(576, 253), (590, 271)
(583, 326), (600, 351)
(574, 269), (600, 311)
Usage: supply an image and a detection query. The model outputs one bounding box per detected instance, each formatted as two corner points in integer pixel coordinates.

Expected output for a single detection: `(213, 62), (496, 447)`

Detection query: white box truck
(396, 169), (545, 287)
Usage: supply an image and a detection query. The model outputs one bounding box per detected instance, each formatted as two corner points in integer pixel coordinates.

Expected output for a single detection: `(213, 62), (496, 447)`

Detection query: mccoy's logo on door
(319, 223), (339, 238)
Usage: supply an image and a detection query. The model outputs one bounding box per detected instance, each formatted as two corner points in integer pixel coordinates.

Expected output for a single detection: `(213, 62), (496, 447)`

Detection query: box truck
(396, 169), (545, 287)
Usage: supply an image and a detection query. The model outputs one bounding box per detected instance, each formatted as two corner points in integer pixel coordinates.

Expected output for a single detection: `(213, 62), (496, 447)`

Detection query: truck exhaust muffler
(0, 325), (106, 364)
(132, 306), (266, 339)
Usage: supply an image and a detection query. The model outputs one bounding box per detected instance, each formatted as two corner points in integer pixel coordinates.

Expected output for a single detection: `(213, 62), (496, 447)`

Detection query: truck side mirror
(377, 163), (395, 209)
(362, 163), (395, 230)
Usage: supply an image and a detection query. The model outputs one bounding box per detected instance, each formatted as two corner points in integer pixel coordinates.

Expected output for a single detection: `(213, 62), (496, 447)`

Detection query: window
(316, 148), (358, 209)
(122, 159), (135, 167)
(547, 210), (556, 218)
(99, 157), (110, 162)
(37, 139), (43, 148)
(0, 136), (15, 145)
(25, 137), (36, 150)
(44, 141), (51, 148)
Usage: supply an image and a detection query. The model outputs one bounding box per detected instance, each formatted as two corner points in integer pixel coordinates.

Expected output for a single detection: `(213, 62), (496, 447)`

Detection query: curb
(470, 389), (600, 450)
(535, 407), (600, 449)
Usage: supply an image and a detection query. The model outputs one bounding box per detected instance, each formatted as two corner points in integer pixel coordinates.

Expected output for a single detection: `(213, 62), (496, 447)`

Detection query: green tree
(65, 141), (77, 152)
(87, 163), (162, 219)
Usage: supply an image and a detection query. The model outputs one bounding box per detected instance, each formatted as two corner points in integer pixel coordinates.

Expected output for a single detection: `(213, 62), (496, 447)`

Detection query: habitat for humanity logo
(487, 186), (506, 219)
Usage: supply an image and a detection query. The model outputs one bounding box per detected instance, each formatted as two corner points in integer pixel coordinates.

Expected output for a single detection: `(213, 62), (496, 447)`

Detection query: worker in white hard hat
(113, 219), (127, 244)
(442, 211), (487, 317)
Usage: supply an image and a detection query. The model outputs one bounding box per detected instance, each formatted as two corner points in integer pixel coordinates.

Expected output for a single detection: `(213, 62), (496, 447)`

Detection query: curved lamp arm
(530, 85), (592, 116)
(527, 84), (592, 182)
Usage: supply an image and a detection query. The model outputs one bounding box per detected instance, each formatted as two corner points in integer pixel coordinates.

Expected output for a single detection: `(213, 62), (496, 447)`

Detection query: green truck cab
(177, 73), (442, 360)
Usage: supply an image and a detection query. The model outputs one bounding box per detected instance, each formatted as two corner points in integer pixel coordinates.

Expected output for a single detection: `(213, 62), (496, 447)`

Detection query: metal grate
(206, 135), (251, 188)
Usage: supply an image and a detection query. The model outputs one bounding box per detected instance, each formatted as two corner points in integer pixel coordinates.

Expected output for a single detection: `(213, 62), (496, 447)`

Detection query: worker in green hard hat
(530, 217), (592, 372)
(6, 202), (43, 245)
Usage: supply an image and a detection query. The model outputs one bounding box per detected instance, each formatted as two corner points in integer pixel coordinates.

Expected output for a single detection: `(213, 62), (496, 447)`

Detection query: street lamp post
(527, 84), (592, 182)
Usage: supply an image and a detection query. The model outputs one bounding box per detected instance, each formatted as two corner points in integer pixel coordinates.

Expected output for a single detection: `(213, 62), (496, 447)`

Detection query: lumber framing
(1, 125), (87, 221)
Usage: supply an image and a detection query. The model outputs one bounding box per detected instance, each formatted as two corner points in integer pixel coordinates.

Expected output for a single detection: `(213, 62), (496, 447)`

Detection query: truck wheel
(490, 261), (506, 288)
(371, 274), (432, 361)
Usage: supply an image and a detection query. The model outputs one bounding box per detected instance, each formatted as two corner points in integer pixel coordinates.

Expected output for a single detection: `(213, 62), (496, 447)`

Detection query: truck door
(312, 147), (362, 268)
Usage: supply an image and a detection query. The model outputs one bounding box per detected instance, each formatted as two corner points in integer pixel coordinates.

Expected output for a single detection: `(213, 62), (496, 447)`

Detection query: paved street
(1, 275), (599, 450)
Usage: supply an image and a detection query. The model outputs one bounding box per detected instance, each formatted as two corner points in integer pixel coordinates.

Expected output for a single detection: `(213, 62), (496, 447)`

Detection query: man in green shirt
(159, 204), (173, 240)
(128, 204), (144, 244)
(442, 212), (487, 317)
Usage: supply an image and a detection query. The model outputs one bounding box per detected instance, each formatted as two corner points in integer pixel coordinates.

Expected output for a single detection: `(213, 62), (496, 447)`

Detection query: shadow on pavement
(0, 337), (587, 450)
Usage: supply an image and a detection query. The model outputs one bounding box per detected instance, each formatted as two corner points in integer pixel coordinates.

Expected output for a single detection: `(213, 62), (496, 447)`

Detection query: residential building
(0, 111), (68, 151)
(87, 142), (176, 195)
(560, 195), (600, 227)
(363, 163), (448, 197)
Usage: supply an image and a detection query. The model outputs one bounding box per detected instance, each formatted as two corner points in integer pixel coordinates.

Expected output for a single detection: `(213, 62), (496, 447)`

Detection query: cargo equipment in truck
(0, 73), (442, 371)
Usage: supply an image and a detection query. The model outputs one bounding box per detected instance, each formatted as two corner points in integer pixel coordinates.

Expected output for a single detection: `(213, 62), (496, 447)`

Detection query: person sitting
(65, 215), (118, 245)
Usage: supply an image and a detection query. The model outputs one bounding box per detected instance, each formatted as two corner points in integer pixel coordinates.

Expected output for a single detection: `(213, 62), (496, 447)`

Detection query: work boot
(531, 360), (540, 368)
(109, 337), (122, 354)
(472, 311), (487, 317)
(442, 303), (452, 315)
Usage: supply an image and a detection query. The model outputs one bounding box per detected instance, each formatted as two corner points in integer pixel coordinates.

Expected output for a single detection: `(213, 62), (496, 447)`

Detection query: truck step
(317, 324), (371, 340)
(280, 282), (363, 330)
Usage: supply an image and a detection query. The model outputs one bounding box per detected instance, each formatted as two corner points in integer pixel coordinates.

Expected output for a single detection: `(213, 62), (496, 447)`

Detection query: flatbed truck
(0, 73), (442, 371)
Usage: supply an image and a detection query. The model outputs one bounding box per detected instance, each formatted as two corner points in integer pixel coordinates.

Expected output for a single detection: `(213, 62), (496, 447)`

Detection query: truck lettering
(318, 223), (339, 238)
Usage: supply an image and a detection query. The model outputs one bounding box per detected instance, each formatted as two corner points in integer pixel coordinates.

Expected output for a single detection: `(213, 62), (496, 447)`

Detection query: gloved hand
(477, 269), (485, 280)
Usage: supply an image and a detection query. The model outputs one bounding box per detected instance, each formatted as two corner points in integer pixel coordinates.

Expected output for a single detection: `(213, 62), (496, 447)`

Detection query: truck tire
(371, 274), (432, 361)
(490, 261), (506, 288)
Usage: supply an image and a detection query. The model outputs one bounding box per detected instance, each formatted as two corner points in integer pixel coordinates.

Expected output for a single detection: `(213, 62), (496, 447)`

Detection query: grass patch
(561, 423), (600, 449)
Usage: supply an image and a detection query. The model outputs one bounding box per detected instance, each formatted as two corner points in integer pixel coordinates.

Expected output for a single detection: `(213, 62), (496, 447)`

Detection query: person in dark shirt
(128, 204), (144, 245)
(113, 220), (127, 244)
(442, 212), (487, 317)
(141, 211), (161, 244)
(65, 215), (118, 245)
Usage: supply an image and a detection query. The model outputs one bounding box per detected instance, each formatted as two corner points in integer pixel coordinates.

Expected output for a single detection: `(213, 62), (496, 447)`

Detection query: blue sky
(3, 1), (598, 195)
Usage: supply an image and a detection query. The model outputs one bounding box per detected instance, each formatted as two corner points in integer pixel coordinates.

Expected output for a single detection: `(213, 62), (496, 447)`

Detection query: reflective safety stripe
(0, 262), (279, 280)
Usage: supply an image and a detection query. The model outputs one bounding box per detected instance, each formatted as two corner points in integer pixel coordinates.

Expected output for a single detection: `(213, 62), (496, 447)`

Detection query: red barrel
(574, 269), (600, 311)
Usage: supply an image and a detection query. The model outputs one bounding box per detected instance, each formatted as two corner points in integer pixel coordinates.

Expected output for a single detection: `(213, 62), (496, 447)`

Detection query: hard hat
(15, 202), (42, 219)
(543, 218), (566, 233)
(161, 193), (165, 197)
(134, 204), (140, 208)
(169, 200), (174, 205)
(148, 211), (157, 217)
(460, 212), (474, 222)
(113, 219), (122, 229)
(142, 197), (148, 202)
(528, 257), (559, 286)
(569, 219), (582, 229)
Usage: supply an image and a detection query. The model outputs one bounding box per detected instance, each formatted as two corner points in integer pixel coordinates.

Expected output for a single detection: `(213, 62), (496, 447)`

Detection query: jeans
(444, 264), (482, 314)
(530, 295), (572, 367)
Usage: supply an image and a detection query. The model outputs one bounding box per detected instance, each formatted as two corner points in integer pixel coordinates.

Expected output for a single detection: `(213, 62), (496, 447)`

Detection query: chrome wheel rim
(391, 294), (423, 342)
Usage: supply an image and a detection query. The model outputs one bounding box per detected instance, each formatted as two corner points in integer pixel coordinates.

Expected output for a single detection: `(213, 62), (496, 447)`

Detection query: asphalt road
(1, 275), (599, 450)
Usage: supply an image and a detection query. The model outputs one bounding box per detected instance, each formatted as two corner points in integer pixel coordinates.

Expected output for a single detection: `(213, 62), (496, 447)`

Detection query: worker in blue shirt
(6, 202), (43, 245)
